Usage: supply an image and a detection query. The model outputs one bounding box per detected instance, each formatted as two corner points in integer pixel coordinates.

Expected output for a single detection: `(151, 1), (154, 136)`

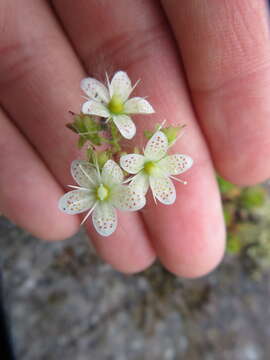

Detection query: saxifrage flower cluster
(59, 71), (193, 236)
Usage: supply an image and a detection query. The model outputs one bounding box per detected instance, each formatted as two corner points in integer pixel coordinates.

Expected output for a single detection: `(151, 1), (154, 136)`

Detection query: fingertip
(166, 239), (225, 279)
(39, 213), (80, 242)
(216, 150), (270, 187)
(160, 224), (226, 279)
(85, 212), (156, 274)
(109, 254), (156, 275)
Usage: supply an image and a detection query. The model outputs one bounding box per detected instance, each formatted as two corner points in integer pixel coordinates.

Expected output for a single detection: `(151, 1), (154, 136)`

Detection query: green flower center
(108, 95), (124, 114)
(96, 184), (110, 201)
(143, 161), (160, 176)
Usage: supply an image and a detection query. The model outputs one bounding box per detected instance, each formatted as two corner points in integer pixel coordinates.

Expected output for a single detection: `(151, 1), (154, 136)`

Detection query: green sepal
(97, 151), (112, 169)
(161, 125), (185, 146)
(144, 124), (185, 146)
(78, 136), (87, 149)
(144, 130), (154, 140)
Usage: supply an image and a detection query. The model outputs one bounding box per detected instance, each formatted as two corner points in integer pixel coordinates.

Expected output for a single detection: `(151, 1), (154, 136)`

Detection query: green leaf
(97, 151), (111, 169)
(161, 125), (185, 146)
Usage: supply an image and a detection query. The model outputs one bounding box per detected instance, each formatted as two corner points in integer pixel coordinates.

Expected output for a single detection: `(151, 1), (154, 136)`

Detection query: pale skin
(1, 0), (270, 277)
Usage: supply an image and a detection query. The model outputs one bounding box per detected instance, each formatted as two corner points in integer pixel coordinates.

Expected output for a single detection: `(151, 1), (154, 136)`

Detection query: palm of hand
(1, 0), (269, 277)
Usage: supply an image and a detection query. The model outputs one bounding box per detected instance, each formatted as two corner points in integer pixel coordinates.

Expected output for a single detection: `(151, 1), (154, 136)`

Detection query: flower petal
(144, 131), (168, 161)
(158, 154), (193, 175)
(58, 190), (94, 214)
(129, 173), (149, 195)
(109, 71), (132, 102)
(113, 115), (136, 139)
(81, 77), (110, 103)
(120, 154), (145, 174)
(149, 176), (176, 205)
(113, 185), (146, 211)
(71, 160), (99, 187)
(92, 203), (117, 237)
(101, 159), (124, 185)
(81, 100), (110, 118)
(124, 97), (154, 114)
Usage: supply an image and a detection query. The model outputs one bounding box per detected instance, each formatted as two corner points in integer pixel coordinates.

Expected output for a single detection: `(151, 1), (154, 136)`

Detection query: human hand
(1, 0), (270, 277)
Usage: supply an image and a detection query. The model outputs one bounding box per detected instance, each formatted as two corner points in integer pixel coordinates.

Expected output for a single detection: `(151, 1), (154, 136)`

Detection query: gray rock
(0, 216), (269, 360)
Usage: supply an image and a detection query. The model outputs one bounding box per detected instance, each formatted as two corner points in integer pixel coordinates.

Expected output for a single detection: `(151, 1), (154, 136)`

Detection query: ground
(1, 212), (270, 360)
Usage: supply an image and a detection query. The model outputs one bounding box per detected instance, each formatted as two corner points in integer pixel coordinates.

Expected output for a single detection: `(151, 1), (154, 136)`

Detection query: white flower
(59, 159), (146, 237)
(80, 71), (154, 139)
(120, 131), (193, 205)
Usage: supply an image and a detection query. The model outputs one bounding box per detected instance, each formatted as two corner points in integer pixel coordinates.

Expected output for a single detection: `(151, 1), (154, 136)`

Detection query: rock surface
(1, 216), (270, 360)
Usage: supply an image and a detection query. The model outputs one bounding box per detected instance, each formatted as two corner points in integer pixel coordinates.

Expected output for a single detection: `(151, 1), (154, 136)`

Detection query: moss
(239, 187), (266, 209)
(227, 233), (242, 254)
(217, 176), (235, 193)
(223, 204), (236, 227)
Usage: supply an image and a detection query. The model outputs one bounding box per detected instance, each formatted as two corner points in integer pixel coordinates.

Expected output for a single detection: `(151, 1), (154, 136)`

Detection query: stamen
(130, 79), (140, 95)
(79, 164), (96, 185)
(152, 190), (157, 205)
(92, 153), (101, 180)
(170, 175), (187, 185)
(158, 119), (167, 131)
(174, 128), (186, 143)
(80, 202), (98, 225)
(105, 72), (110, 93)
(67, 185), (89, 191)
(122, 175), (137, 184)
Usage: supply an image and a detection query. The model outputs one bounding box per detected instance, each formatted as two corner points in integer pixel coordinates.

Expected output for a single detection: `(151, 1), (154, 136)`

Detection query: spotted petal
(149, 176), (176, 205)
(81, 100), (110, 118)
(113, 114), (136, 139)
(58, 190), (94, 214)
(120, 154), (145, 174)
(158, 154), (193, 175)
(71, 160), (99, 187)
(124, 97), (154, 114)
(144, 131), (168, 161)
(113, 185), (146, 211)
(101, 159), (124, 185)
(81, 77), (110, 103)
(129, 173), (149, 195)
(109, 71), (132, 102)
(92, 203), (117, 237)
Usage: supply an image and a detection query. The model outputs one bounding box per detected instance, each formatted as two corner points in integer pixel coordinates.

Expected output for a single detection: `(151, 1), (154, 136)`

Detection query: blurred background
(1, 179), (270, 359)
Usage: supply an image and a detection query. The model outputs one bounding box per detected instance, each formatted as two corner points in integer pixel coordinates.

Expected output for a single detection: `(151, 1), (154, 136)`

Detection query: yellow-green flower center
(96, 184), (109, 201)
(144, 161), (160, 176)
(108, 95), (124, 114)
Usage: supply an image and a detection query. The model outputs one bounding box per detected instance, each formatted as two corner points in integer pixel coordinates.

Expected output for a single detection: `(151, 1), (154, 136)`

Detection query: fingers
(0, 0), (154, 273)
(0, 108), (79, 240)
(162, 0), (270, 185)
(52, 0), (225, 277)
(85, 212), (155, 274)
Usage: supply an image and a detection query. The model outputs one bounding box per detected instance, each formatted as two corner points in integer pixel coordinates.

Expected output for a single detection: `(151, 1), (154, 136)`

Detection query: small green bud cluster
(66, 112), (123, 160)
(144, 124), (185, 145)
(66, 113), (102, 148)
